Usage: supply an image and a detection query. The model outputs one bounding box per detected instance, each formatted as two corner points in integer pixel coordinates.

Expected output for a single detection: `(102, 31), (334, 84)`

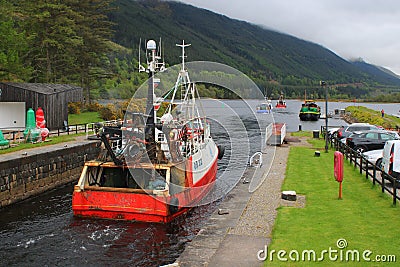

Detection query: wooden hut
(0, 83), (83, 130)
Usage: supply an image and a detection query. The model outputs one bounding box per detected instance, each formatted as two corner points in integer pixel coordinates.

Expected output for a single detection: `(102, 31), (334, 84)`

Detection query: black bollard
(299, 124), (302, 131)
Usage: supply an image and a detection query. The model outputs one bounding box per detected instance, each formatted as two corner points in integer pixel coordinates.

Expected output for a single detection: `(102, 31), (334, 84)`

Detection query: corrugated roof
(1, 82), (82, 95)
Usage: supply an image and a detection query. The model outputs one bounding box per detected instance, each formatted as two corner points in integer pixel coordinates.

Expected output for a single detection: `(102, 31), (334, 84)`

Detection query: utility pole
(320, 81), (329, 153)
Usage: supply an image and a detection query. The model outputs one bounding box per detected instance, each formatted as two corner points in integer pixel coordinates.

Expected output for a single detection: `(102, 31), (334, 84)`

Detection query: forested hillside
(1, 0), (400, 102)
(112, 0), (367, 83)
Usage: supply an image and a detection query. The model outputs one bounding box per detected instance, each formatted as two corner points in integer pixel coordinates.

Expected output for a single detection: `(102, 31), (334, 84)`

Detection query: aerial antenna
(157, 38), (166, 72)
(158, 37), (162, 58)
(138, 38), (145, 72)
(162, 41), (165, 66)
(145, 39), (149, 71)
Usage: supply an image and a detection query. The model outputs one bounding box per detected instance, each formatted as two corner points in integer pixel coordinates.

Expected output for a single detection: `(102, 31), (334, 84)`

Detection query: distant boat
(331, 108), (346, 119)
(275, 93), (286, 109)
(299, 100), (321, 121)
(256, 97), (272, 113)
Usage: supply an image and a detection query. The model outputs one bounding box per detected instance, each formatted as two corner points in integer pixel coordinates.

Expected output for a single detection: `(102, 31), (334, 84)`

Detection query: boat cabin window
(101, 168), (136, 188)
(86, 167), (140, 189)
(86, 166), (168, 190)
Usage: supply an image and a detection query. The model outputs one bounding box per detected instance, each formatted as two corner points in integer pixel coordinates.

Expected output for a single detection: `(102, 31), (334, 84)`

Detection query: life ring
(217, 145), (225, 159)
(168, 197), (179, 214)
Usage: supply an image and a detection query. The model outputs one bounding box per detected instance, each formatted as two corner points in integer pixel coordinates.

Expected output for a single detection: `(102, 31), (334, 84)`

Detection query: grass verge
(290, 131), (313, 138)
(68, 111), (101, 125)
(346, 106), (400, 129)
(0, 134), (85, 155)
(265, 138), (399, 266)
(0, 112), (100, 155)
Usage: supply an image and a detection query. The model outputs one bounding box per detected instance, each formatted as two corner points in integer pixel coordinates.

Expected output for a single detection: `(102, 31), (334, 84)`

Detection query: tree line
(0, 0), (115, 103)
(1, 0), (399, 103)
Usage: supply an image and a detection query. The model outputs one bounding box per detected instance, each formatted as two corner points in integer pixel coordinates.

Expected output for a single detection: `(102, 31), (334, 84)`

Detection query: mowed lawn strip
(265, 139), (400, 266)
(68, 111), (101, 125)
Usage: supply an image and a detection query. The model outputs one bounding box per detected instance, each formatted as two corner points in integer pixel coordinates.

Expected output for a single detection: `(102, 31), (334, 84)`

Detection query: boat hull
(72, 149), (218, 223)
(256, 109), (272, 114)
(299, 112), (320, 121)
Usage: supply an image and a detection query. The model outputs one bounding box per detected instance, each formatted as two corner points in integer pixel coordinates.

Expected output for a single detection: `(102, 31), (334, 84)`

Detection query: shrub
(86, 102), (102, 112)
(99, 104), (118, 121)
(68, 102), (81, 114)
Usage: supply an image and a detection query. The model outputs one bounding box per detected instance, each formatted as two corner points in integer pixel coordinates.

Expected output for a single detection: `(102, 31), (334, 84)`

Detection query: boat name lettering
(193, 158), (203, 170)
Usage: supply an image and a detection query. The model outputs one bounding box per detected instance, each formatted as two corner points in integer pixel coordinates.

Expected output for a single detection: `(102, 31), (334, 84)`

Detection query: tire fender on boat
(217, 145), (225, 159)
(168, 197), (179, 214)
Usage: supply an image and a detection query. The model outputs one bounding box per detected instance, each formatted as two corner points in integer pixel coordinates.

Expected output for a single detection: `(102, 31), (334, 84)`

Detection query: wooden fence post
(382, 176), (385, 193)
(350, 149), (352, 165)
(393, 179), (397, 206)
(373, 165), (376, 185)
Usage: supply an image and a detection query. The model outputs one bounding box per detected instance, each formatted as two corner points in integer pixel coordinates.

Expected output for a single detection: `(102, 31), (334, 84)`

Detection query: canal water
(0, 99), (394, 266)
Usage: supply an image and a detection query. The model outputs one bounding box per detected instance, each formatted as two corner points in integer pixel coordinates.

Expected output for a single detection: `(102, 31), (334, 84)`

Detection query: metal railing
(1, 119), (123, 143)
(331, 136), (399, 205)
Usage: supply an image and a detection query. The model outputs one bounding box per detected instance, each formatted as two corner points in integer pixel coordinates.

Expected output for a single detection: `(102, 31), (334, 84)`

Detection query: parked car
(362, 149), (383, 168)
(336, 123), (381, 141)
(346, 130), (399, 153)
(327, 127), (342, 139)
(385, 130), (400, 139)
(381, 140), (400, 182)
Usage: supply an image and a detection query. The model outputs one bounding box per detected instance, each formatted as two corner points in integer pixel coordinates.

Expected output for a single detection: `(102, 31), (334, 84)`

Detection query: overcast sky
(178, 0), (400, 75)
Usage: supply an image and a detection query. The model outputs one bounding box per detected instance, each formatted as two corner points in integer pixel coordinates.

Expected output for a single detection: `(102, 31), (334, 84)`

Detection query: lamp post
(320, 81), (328, 153)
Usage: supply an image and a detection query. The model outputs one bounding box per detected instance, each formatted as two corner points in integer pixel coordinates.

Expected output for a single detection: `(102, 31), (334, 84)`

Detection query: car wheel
(376, 158), (382, 169)
(355, 145), (367, 154)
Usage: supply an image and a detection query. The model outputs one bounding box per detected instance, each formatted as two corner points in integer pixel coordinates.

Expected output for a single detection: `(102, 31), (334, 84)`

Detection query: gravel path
(176, 136), (311, 267)
(229, 136), (309, 238)
(228, 144), (290, 238)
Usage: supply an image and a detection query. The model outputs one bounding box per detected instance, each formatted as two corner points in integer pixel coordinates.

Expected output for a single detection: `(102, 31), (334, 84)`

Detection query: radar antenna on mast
(138, 38), (166, 73)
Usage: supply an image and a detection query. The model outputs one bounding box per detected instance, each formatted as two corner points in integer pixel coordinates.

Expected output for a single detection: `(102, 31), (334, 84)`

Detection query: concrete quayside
(175, 136), (306, 266)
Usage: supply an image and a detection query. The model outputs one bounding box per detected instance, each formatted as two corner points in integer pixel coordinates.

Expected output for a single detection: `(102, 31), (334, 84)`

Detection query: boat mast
(168, 40), (192, 115)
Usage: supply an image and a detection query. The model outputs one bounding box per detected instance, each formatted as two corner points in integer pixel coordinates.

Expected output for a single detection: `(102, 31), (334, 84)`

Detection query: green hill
(109, 0), (400, 88)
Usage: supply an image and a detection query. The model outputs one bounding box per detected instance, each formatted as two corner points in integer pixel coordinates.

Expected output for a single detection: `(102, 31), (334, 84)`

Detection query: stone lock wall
(0, 141), (100, 208)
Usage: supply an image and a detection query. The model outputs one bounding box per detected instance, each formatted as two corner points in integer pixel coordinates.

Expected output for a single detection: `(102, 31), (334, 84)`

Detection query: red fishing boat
(72, 40), (224, 223)
(275, 92), (287, 109)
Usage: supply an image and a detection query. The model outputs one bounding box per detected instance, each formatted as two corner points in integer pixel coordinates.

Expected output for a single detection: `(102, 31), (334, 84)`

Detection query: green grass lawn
(265, 138), (399, 266)
(0, 134), (85, 155)
(290, 131), (313, 138)
(68, 111), (101, 125)
(0, 112), (101, 155)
